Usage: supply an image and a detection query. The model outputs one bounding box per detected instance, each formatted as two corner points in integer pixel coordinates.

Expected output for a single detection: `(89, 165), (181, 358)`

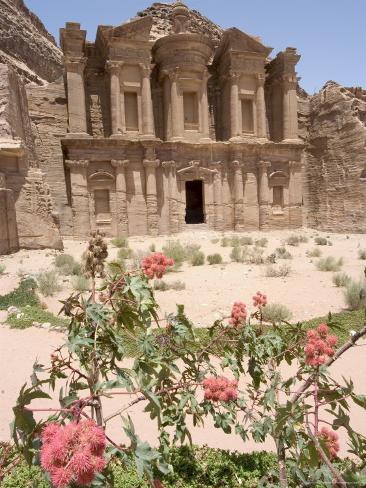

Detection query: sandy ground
(0, 228), (366, 455)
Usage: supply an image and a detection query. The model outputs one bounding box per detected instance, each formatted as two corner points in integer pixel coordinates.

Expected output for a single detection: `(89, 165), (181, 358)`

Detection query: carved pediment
(217, 27), (273, 58)
(105, 16), (153, 42)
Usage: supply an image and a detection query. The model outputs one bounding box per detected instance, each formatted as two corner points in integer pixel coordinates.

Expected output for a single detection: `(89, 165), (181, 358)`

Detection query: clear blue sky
(25, 0), (366, 94)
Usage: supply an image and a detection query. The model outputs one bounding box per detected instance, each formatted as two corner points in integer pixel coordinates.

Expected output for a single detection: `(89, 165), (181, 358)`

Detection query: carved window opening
(94, 189), (111, 220)
(360, 169), (366, 181)
(241, 99), (254, 134)
(124, 92), (139, 131)
(273, 186), (284, 208)
(185, 180), (204, 224)
(183, 92), (199, 131)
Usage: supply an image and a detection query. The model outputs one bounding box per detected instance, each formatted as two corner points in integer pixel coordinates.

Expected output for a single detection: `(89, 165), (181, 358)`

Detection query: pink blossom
(304, 324), (337, 367)
(229, 301), (247, 327)
(40, 420), (106, 488)
(319, 427), (340, 459)
(203, 376), (238, 403)
(141, 253), (174, 280)
(253, 291), (267, 308)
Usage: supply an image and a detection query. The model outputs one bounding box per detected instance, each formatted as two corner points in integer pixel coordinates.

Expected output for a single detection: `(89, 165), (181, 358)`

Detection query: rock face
(302, 82), (366, 233)
(0, 0), (62, 85)
(0, 63), (62, 252)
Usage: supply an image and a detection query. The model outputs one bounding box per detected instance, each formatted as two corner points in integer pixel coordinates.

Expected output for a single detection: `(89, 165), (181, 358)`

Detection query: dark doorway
(185, 180), (204, 224)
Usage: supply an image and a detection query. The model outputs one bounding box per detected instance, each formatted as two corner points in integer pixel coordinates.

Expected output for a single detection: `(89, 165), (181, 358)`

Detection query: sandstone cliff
(0, 0), (62, 85)
(302, 82), (366, 233)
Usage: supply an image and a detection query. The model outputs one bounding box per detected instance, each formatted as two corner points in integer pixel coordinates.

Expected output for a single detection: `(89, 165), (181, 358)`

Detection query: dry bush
(265, 264), (291, 278)
(190, 251), (205, 266)
(54, 254), (81, 276)
(111, 237), (128, 248)
(37, 270), (62, 297)
(255, 237), (268, 248)
(162, 240), (185, 269)
(117, 248), (133, 260)
(307, 248), (322, 258)
(207, 254), (223, 265)
(0, 264), (5, 275)
(332, 272), (351, 288)
(358, 249), (366, 260)
(276, 247), (292, 259)
(71, 275), (90, 292)
(314, 237), (329, 246)
(153, 280), (186, 291)
(344, 280), (366, 310)
(316, 256), (343, 272)
(261, 303), (293, 324)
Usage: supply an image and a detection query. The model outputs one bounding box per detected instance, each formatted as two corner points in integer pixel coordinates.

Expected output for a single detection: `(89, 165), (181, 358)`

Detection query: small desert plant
(111, 237), (128, 248)
(316, 256), (343, 272)
(170, 280), (186, 291)
(276, 247), (292, 260)
(239, 236), (253, 245)
(190, 251), (205, 266)
(37, 270), (62, 297)
(210, 238), (220, 244)
(261, 303), (293, 324)
(265, 264), (291, 278)
(185, 243), (202, 261)
(0, 264), (5, 275)
(153, 280), (186, 291)
(149, 243), (156, 252)
(343, 280), (366, 310)
(358, 249), (366, 260)
(314, 237), (328, 246)
(229, 236), (240, 247)
(221, 237), (230, 247)
(207, 253), (223, 265)
(266, 253), (277, 264)
(117, 247), (133, 260)
(307, 248), (322, 258)
(71, 275), (90, 292)
(54, 254), (81, 276)
(255, 237), (268, 248)
(245, 247), (265, 265)
(286, 235), (301, 247)
(332, 272), (351, 288)
(107, 259), (126, 275)
(230, 246), (243, 263)
(162, 240), (186, 268)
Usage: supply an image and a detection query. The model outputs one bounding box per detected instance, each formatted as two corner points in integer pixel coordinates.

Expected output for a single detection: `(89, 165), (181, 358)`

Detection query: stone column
(169, 69), (183, 141)
(65, 160), (90, 238)
(162, 161), (179, 234)
(140, 64), (155, 137)
(65, 57), (89, 136)
(257, 160), (271, 230)
(212, 163), (224, 231)
(231, 160), (245, 231)
(256, 74), (267, 138)
(243, 168), (260, 230)
(143, 156), (160, 236)
(106, 61), (123, 137)
(288, 160), (303, 228)
(200, 68), (210, 141)
(282, 75), (298, 141)
(229, 71), (240, 140)
(111, 159), (129, 236)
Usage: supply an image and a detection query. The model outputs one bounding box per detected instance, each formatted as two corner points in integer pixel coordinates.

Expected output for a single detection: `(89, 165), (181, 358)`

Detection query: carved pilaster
(64, 57), (89, 136)
(257, 160), (271, 230)
(0, 172), (6, 189)
(139, 64), (155, 137)
(288, 160), (303, 228)
(106, 61), (123, 137)
(65, 160), (90, 237)
(211, 162), (224, 231)
(111, 159), (129, 236)
(200, 68), (210, 141)
(229, 71), (241, 140)
(230, 159), (245, 231)
(168, 68), (183, 141)
(256, 74), (267, 139)
(162, 161), (179, 234)
(282, 74), (299, 141)
(143, 153), (160, 236)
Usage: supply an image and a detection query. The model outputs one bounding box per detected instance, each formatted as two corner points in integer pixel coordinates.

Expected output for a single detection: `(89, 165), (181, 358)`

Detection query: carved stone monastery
(0, 1), (365, 253)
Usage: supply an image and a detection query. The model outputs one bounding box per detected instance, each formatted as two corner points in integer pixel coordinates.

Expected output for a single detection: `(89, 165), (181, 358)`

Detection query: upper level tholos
(60, 2), (301, 144)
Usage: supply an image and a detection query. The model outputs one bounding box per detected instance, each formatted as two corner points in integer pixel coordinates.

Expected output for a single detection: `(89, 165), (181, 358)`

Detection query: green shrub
(7, 305), (68, 330)
(107, 259), (126, 275)
(162, 240), (186, 268)
(332, 272), (351, 288)
(307, 248), (322, 258)
(316, 256), (343, 272)
(265, 264), (291, 278)
(315, 237), (328, 246)
(220, 237), (230, 247)
(244, 247), (264, 265)
(111, 236), (128, 248)
(0, 277), (38, 310)
(262, 303), (293, 324)
(0, 263), (5, 275)
(190, 251), (205, 266)
(266, 253), (277, 264)
(358, 249), (366, 260)
(286, 235), (301, 246)
(37, 270), (62, 296)
(185, 243), (201, 261)
(239, 236), (253, 245)
(276, 247), (292, 259)
(255, 237), (268, 248)
(207, 253), (223, 265)
(54, 254), (81, 276)
(71, 275), (90, 292)
(154, 280), (186, 292)
(230, 246), (243, 263)
(210, 238), (220, 244)
(344, 280), (366, 311)
(117, 247), (133, 260)
(170, 280), (186, 291)
(153, 280), (169, 291)
(1, 462), (50, 488)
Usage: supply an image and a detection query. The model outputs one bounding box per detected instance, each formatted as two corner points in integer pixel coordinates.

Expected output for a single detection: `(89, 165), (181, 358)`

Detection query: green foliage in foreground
(0, 278), (38, 310)
(6, 306), (68, 330)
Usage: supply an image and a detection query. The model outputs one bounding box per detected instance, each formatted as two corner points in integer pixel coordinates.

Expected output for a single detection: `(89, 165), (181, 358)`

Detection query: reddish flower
(319, 427), (340, 459)
(229, 301), (247, 327)
(40, 420), (106, 488)
(203, 376), (238, 403)
(304, 324), (338, 367)
(253, 291), (267, 308)
(141, 253), (174, 280)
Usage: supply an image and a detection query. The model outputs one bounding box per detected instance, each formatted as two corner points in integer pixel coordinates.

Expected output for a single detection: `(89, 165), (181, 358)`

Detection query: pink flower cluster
(40, 419), (106, 488)
(141, 253), (174, 280)
(203, 376), (238, 403)
(229, 301), (247, 327)
(318, 426), (340, 459)
(253, 291), (267, 308)
(305, 323), (338, 367)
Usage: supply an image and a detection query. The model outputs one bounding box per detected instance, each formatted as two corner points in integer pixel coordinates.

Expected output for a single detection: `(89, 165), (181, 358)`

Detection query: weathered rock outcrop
(302, 82), (366, 233)
(0, 63), (62, 251)
(0, 0), (62, 85)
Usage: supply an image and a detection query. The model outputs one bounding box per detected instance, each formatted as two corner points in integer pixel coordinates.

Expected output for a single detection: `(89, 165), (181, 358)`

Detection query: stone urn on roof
(171, 1), (191, 33)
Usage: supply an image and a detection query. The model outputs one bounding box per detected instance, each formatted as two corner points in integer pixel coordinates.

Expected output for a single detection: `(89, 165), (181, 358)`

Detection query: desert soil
(0, 228), (366, 455)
